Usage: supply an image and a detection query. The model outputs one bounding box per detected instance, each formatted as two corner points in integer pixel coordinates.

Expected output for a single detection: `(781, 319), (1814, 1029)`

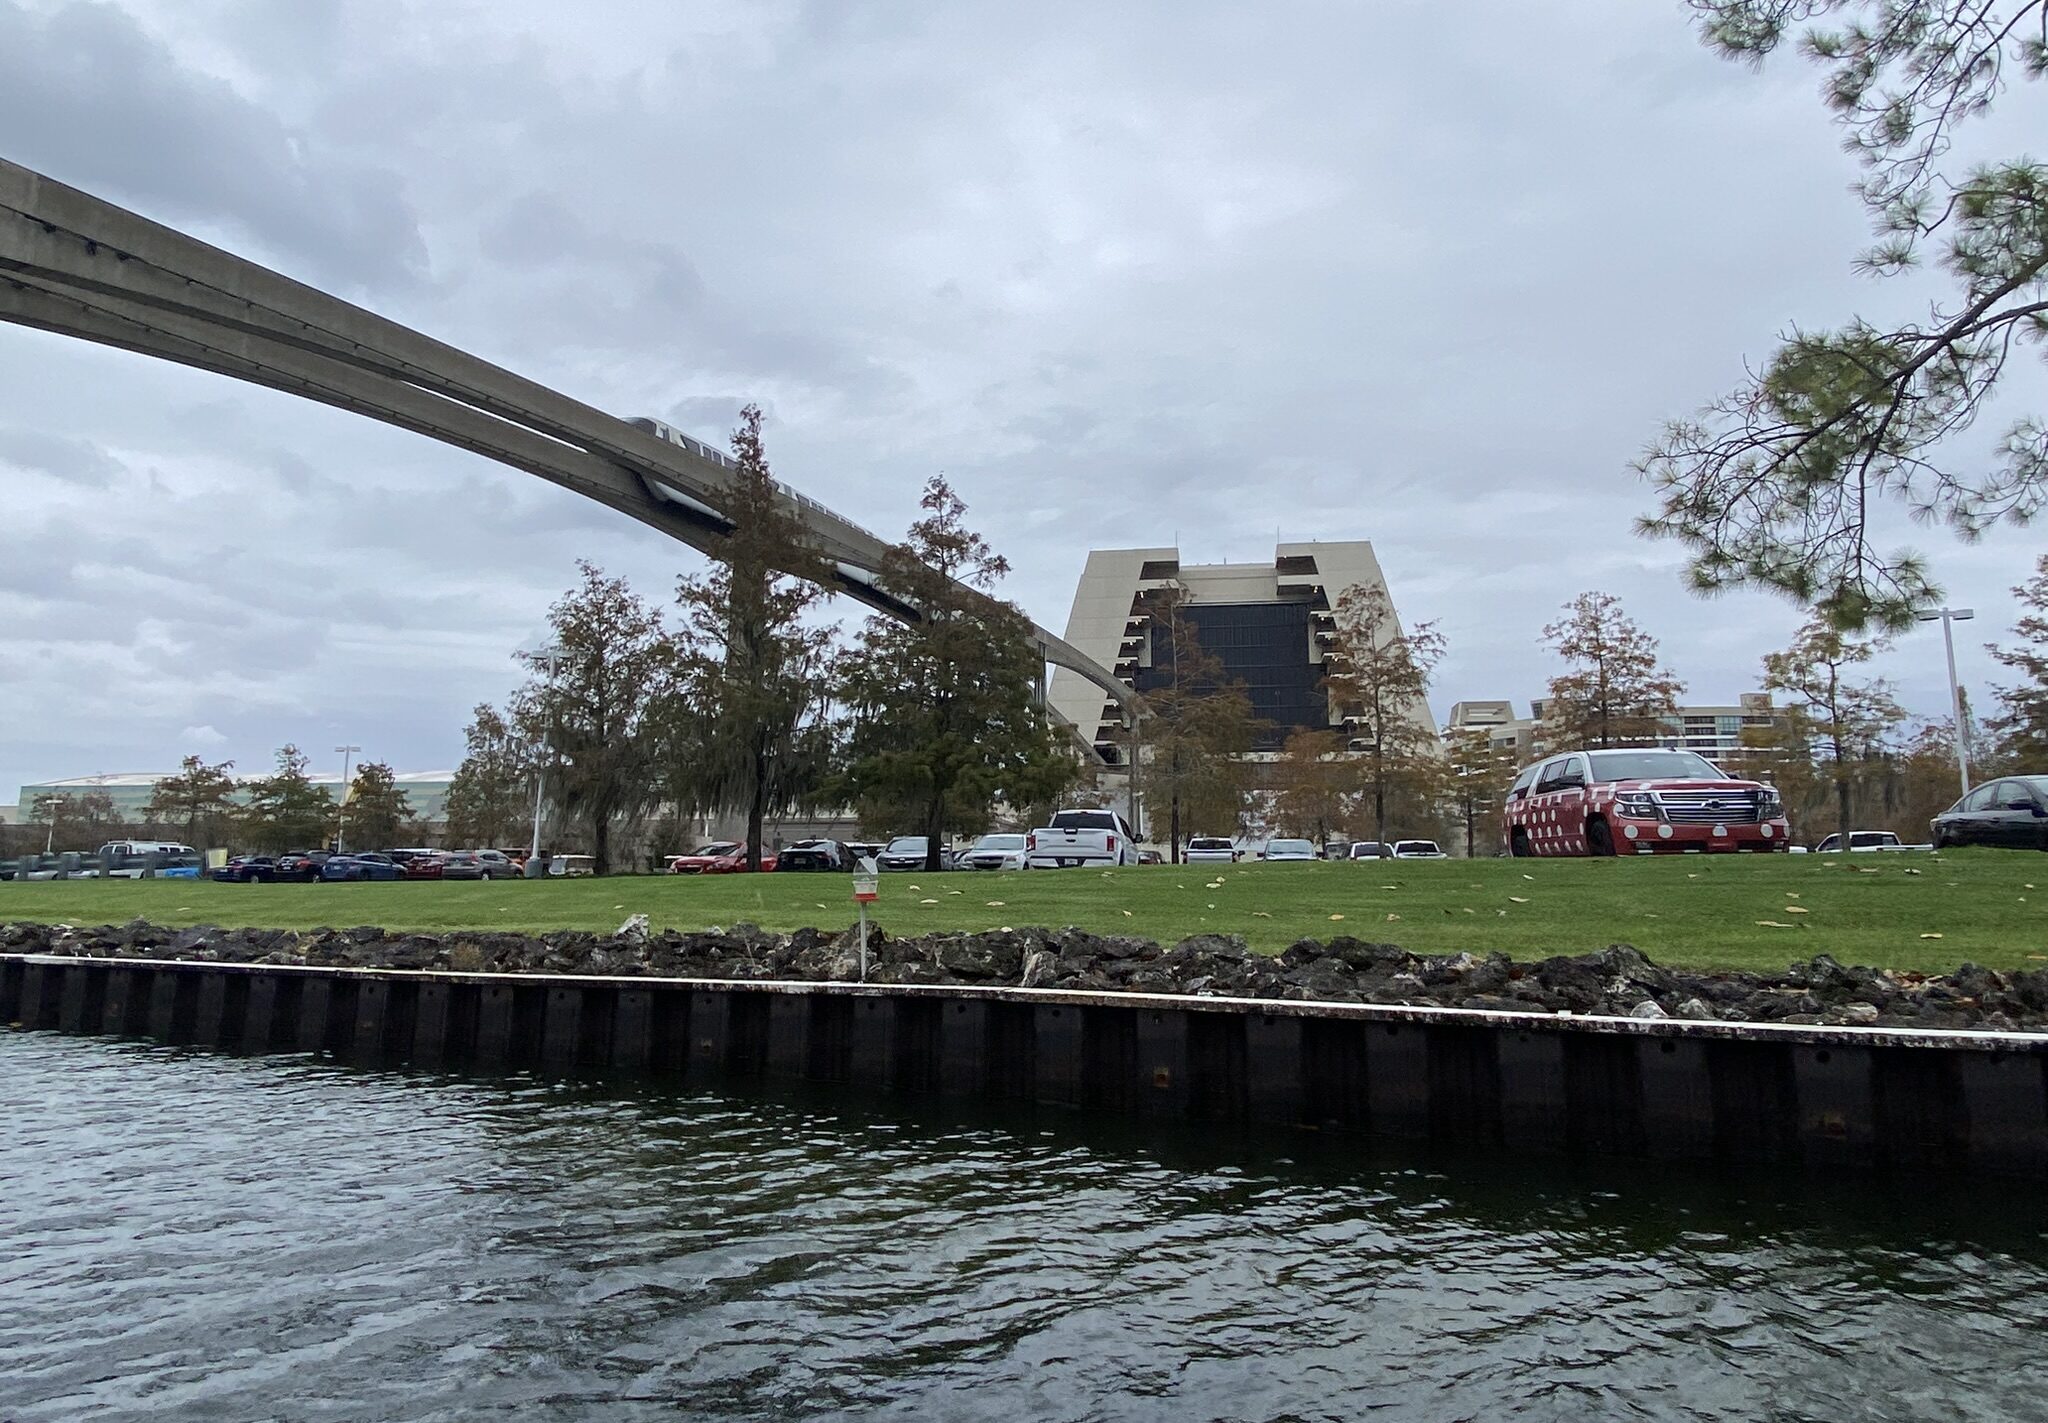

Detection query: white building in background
(1048, 541), (1438, 768)
(14, 770), (459, 825)
(1444, 693), (1784, 766)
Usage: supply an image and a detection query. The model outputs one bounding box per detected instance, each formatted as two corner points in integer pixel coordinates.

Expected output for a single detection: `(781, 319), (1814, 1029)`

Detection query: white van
(548, 854), (596, 877)
(98, 840), (196, 859)
(94, 840), (200, 880)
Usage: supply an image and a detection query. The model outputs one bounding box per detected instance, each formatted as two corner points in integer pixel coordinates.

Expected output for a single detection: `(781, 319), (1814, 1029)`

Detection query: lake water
(5, 1032), (2047, 1421)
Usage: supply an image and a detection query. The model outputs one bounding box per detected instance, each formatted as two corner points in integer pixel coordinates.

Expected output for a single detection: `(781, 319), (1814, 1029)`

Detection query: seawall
(7, 951), (2047, 1179)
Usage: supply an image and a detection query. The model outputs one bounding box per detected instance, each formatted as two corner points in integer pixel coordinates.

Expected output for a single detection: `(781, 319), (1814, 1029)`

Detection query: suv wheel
(1586, 818), (1616, 857)
(1510, 828), (1533, 858)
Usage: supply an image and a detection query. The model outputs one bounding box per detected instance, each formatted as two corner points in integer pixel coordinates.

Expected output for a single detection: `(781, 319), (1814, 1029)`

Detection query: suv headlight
(1612, 791), (1660, 819)
(1758, 787), (1783, 818)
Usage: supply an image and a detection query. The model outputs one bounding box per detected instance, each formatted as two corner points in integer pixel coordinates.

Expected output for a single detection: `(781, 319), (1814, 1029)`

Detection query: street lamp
(1912, 607), (1974, 798)
(527, 648), (563, 865)
(334, 743), (361, 852)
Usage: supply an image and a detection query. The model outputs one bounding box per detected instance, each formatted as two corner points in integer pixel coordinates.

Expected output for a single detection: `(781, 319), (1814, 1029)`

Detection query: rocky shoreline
(8, 917), (2048, 1032)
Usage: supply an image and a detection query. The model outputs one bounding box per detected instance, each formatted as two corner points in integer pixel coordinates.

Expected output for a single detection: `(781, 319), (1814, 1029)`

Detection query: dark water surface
(6, 1034), (2048, 1422)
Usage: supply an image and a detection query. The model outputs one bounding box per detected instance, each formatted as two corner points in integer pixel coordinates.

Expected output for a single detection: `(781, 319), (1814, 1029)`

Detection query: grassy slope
(5, 850), (2046, 974)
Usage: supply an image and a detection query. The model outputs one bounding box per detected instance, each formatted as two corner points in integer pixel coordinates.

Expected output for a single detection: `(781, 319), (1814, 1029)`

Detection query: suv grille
(1657, 790), (1761, 824)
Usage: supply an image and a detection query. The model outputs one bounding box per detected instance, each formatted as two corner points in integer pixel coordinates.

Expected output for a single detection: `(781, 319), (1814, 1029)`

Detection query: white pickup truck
(1026, 809), (1141, 869)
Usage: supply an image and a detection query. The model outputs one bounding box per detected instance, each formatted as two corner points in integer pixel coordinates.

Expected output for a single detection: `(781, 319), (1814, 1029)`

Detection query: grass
(5, 850), (2047, 975)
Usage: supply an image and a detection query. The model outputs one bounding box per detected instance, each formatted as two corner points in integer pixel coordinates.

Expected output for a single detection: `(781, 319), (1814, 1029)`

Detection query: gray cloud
(0, 0), (425, 291)
(1, 0), (2044, 797)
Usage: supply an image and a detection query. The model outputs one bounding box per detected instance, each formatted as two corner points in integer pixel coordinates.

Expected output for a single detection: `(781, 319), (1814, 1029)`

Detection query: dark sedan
(273, 850), (334, 882)
(211, 856), (279, 883)
(775, 839), (845, 872)
(320, 852), (402, 882)
(1933, 776), (2048, 850)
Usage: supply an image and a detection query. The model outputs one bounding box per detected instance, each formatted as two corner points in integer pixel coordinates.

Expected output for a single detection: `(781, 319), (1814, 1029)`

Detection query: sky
(2, 0), (2043, 798)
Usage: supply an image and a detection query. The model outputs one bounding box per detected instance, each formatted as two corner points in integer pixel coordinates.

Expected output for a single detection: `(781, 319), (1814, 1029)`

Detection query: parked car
(1813, 830), (1924, 853)
(1137, 848), (1165, 865)
(274, 850), (334, 883)
(1391, 839), (1448, 859)
(320, 852), (401, 882)
(668, 842), (743, 873)
(96, 839), (196, 861)
(844, 842), (885, 865)
(548, 854), (597, 876)
(1348, 841), (1390, 861)
(877, 836), (936, 871)
(211, 856), (279, 883)
(962, 833), (1029, 871)
(1504, 748), (1790, 857)
(776, 839), (847, 872)
(1025, 809), (1141, 869)
(404, 852), (450, 880)
(158, 856), (204, 880)
(699, 846), (775, 873)
(468, 849), (522, 880)
(1261, 838), (1320, 862)
(1932, 776), (2048, 851)
(1184, 836), (1241, 864)
(439, 852), (486, 881)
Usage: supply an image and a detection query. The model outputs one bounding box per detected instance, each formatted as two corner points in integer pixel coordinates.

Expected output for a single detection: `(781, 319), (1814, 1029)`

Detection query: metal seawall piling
(6, 953), (2046, 1177)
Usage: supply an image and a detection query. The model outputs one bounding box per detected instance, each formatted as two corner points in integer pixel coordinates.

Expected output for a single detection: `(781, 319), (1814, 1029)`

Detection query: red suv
(1505, 748), (1789, 857)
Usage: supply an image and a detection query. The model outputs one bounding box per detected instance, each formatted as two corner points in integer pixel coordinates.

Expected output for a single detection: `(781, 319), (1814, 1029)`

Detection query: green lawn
(8, 851), (2048, 974)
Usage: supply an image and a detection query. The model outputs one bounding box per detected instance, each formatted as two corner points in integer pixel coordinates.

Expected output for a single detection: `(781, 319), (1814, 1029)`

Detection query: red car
(668, 842), (742, 874)
(1505, 748), (1790, 857)
(700, 846), (777, 874)
(404, 853), (449, 880)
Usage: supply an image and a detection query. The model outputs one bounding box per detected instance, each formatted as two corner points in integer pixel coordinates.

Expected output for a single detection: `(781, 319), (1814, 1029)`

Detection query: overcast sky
(3, 0), (2043, 798)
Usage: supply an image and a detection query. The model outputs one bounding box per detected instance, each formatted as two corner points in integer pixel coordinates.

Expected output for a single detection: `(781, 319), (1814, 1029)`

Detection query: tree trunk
(593, 810), (610, 876)
(1834, 734), (1852, 847)
(924, 791), (946, 872)
(1170, 792), (1182, 864)
(746, 746), (767, 873)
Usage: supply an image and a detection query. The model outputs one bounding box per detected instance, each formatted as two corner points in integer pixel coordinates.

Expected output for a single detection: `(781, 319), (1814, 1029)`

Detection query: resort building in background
(14, 770), (459, 828)
(1444, 693), (1785, 766)
(1048, 541), (1439, 766)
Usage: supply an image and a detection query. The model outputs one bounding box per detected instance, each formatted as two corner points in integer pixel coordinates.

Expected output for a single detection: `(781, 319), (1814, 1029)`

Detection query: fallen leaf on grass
(1385, 913), (1401, 922)
(1857, 868), (1880, 874)
(985, 901), (1005, 907)
(1463, 907), (1477, 915)
(1206, 881), (1224, 889)
(1902, 868), (1922, 875)
(1508, 896), (1530, 904)
(1754, 921), (1795, 928)
(1251, 911), (1272, 918)
(1920, 932), (1944, 939)
(1207, 903), (1216, 909)
(614, 903), (625, 909)
(815, 903), (827, 910)
(1783, 906), (1809, 915)
(1785, 892), (1800, 899)
(1122, 910), (1133, 917)
(920, 898), (938, 905)
(1328, 914), (1345, 921)
(1522, 874), (1535, 881)
(908, 884), (920, 891)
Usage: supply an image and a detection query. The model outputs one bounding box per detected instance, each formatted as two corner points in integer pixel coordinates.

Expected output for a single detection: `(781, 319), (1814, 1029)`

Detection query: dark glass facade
(1136, 600), (1322, 749)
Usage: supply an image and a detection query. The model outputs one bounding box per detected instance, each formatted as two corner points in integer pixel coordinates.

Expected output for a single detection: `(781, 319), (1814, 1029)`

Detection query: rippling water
(6, 1034), (2048, 1421)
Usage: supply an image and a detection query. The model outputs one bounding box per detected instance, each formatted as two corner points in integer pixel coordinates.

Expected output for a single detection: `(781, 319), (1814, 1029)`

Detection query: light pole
(1912, 607), (1974, 798)
(527, 649), (563, 865)
(334, 744), (361, 852)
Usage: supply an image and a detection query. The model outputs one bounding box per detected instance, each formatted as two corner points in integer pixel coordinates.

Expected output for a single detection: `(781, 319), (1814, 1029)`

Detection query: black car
(1933, 776), (2048, 850)
(273, 850), (334, 882)
(775, 839), (845, 872)
(877, 836), (936, 871)
(212, 856), (279, 883)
